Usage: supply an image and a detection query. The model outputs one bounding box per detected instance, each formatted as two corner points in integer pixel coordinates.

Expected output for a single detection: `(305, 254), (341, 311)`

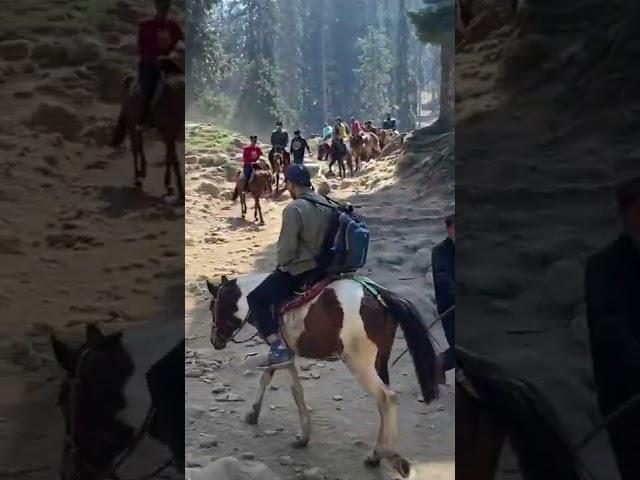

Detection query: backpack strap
(298, 194), (341, 211)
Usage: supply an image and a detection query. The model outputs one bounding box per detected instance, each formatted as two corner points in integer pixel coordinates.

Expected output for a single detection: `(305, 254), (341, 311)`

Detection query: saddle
(278, 275), (335, 316)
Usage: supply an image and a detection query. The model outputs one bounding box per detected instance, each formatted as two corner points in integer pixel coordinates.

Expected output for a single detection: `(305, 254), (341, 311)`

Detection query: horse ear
(221, 275), (229, 284)
(86, 323), (104, 343)
(50, 335), (77, 373)
(206, 279), (219, 296)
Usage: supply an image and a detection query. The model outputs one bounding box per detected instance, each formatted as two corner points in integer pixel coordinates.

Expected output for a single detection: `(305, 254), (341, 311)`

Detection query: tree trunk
(431, 42), (454, 132)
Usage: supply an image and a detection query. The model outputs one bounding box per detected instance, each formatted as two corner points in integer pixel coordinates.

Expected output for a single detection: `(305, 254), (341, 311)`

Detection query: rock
(196, 181), (222, 198)
(240, 452), (256, 460)
(269, 384), (280, 391)
(302, 467), (325, 480)
(215, 393), (243, 403)
(0, 40), (30, 61)
(278, 455), (293, 466)
(211, 383), (227, 394)
(188, 456), (282, 480)
(317, 181), (331, 196)
(199, 155), (228, 168)
(198, 436), (219, 449)
(80, 122), (111, 145)
(26, 102), (82, 140)
(332, 395), (343, 402)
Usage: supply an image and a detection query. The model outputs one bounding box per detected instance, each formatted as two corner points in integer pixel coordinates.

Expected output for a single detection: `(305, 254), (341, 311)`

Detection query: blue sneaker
(257, 344), (293, 370)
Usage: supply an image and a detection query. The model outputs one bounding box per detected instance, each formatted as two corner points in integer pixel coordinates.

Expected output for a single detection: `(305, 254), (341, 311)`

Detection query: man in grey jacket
(247, 164), (336, 369)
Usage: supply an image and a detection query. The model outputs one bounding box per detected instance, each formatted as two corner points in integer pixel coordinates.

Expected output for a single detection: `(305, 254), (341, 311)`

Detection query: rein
(64, 344), (175, 480)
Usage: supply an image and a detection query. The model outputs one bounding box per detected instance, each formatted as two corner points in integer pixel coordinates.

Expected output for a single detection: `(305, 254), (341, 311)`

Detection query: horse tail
(111, 108), (127, 147)
(376, 286), (439, 402)
(232, 172), (242, 201)
(457, 347), (584, 480)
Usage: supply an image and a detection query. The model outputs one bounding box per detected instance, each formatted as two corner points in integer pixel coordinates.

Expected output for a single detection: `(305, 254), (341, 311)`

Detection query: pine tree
(355, 27), (393, 120)
(394, 0), (417, 130)
(409, 0), (454, 131)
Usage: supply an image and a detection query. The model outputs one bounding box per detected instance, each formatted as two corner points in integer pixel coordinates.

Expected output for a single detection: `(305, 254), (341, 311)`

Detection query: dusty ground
(456, 1), (636, 478)
(184, 123), (455, 479)
(0, 1), (184, 478)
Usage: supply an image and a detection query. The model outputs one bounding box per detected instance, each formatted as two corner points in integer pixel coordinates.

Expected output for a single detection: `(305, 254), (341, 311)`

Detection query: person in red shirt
(137, 0), (183, 125)
(242, 136), (263, 191)
(350, 117), (362, 136)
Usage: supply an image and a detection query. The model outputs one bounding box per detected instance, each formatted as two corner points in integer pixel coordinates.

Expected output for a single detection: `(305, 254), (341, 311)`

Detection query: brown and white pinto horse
(206, 274), (440, 478)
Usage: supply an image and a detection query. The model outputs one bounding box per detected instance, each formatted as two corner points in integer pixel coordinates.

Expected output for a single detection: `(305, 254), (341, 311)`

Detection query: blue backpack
(301, 195), (370, 273)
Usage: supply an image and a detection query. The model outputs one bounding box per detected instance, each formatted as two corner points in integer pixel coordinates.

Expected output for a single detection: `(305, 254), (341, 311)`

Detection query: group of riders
(241, 114), (398, 189)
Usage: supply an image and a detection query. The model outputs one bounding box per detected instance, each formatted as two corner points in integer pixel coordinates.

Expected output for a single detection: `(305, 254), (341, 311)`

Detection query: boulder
(188, 457), (282, 480)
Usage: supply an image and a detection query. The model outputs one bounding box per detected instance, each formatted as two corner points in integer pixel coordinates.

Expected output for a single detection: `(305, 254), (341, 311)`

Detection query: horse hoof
(245, 411), (259, 425)
(364, 455), (381, 468)
(291, 436), (309, 449)
(391, 456), (411, 478)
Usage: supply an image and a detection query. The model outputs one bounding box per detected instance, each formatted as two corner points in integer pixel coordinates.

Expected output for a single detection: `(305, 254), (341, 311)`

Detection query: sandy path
(184, 125), (454, 479)
(0, 1), (184, 478)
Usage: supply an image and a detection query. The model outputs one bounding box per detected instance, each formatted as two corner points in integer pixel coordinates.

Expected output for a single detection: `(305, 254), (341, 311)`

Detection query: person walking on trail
(431, 214), (455, 378)
(269, 120), (289, 166)
(241, 135), (262, 191)
(585, 177), (640, 480)
(246, 164), (335, 370)
(290, 129), (311, 165)
(137, 0), (183, 127)
(322, 123), (333, 141)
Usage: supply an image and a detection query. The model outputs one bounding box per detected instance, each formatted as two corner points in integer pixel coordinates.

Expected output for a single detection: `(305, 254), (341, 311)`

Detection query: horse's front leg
(245, 369), (274, 425)
(288, 363), (311, 448)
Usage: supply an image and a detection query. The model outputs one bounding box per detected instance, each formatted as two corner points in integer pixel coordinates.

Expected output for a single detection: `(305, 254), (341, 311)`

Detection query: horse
(50, 322), (184, 480)
(328, 140), (349, 179)
(111, 59), (185, 201)
(206, 274), (440, 478)
(270, 146), (290, 194)
(456, 346), (594, 480)
(350, 132), (381, 170)
(232, 166), (273, 225)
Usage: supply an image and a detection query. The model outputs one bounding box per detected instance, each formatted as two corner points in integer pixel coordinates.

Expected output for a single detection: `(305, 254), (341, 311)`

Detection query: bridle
(62, 344), (173, 480)
(210, 289), (258, 345)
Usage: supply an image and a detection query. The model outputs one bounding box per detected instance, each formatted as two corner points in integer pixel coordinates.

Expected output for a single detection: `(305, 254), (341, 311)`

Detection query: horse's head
(51, 324), (135, 480)
(206, 276), (244, 350)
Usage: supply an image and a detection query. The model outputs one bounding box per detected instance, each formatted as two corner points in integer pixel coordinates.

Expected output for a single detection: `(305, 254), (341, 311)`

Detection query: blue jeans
(243, 165), (253, 190)
(138, 61), (161, 122)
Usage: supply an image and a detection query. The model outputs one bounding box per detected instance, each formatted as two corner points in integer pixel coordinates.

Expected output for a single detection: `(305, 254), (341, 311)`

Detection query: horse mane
(456, 347), (585, 480)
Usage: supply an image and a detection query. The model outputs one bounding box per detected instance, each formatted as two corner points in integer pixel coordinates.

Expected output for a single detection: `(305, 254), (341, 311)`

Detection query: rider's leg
(138, 61), (160, 126)
(247, 269), (296, 369)
(243, 165), (253, 192)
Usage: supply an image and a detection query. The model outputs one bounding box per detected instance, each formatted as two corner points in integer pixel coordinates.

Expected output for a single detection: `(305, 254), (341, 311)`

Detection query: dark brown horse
(111, 62), (185, 201)
(270, 146), (290, 194)
(457, 346), (597, 480)
(206, 275), (440, 478)
(232, 166), (272, 224)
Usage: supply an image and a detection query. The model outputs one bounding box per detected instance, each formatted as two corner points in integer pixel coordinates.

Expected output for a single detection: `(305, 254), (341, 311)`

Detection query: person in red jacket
(242, 136), (263, 191)
(137, 0), (183, 125)
(350, 117), (362, 136)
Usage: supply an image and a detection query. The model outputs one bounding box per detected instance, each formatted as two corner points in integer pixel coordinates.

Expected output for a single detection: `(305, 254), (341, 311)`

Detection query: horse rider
(333, 117), (350, 142)
(242, 135), (263, 191)
(363, 120), (376, 134)
(269, 120), (290, 167)
(322, 123), (333, 141)
(290, 129), (311, 165)
(382, 113), (397, 131)
(246, 164), (335, 369)
(137, 0), (183, 127)
(350, 117), (362, 136)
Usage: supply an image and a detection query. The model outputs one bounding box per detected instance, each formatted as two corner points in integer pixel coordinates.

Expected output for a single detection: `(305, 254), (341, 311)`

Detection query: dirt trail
(0, 1), (184, 478)
(184, 124), (454, 479)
